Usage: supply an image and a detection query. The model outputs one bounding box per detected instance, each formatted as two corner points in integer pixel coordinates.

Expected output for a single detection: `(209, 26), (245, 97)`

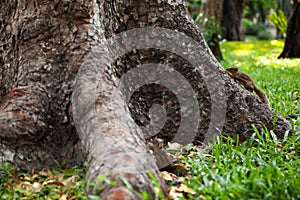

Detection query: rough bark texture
(0, 0), (291, 198)
(221, 0), (246, 41)
(0, 0), (87, 171)
(278, 2), (300, 58)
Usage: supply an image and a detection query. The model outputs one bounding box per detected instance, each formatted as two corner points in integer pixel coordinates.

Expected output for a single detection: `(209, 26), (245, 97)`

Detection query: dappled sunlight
(256, 56), (300, 70)
(221, 39), (288, 68)
(270, 40), (284, 47)
(233, 49), (253, 57)
(221, 39), (299, 118)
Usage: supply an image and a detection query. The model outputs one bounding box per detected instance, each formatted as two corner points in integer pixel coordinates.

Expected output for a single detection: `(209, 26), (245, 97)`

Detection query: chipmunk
(226, 67), (269, 104)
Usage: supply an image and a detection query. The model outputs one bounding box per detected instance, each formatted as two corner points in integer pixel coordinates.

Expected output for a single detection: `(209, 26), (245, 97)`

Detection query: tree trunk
(278, 1), (300, 58)
(278, 0), (293, 19)
(0, 0), (291, 198)
(221, 0), (246, 41)
(200, 0), (224, 60)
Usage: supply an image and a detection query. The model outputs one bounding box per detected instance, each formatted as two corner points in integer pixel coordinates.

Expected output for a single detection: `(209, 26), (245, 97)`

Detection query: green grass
(183, 131), (300, 200)
(181, 39), (300, 200)
(0, 39), (299, 199)
(220, 39), (299, 119)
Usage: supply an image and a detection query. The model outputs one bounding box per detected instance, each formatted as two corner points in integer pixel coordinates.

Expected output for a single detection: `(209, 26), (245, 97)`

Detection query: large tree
(0, 0), (291, 198)
(278, 0), (300, 58)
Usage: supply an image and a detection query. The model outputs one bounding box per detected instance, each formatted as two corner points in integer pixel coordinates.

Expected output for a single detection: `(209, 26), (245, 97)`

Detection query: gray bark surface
(0, 0), (87, 171)
(0, 0), (291, 198)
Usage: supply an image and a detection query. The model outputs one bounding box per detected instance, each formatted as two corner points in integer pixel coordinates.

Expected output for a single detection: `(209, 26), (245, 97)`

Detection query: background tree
(245, 0), (278, 24)
(221, 0), (246, 41)
(278, 0), (300, 58)
(0, 0), (291, 198)
(197, 0), (224, 60)
(277, 0), (292, 18)
(244, 0), (287, 40)
(187, 0), (246, 59)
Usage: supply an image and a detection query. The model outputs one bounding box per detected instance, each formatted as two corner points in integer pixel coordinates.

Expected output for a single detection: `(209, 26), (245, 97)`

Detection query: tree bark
(0, 0), (87, 171)
(278, 2), (300, 58)
(0, 0), (291, 198)
(221, 0), (246, 41)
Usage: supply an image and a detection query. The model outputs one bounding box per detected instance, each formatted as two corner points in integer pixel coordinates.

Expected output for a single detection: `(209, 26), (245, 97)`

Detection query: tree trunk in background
(278, 2), (300, 58)
(201, 0), (224, 22)
(221, 0), (246, 41)
(0, 0), (291, 198)
(210, 0), (224, 60)
(278, 0), (292, 18)
(200, 0), (224, 60)
(258, 3), (267, 24)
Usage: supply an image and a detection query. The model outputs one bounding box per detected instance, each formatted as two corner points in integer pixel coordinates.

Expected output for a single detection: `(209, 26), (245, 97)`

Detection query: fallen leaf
(45, 181), (65, 187)
(167, 142), (182, 150)
(32, 182), (43, 192)
(168, 186), (183, 200)
(161, 171), (177, 181)
(174, 183), (196, 195)
(39, 171), (49, 177)
(62, 175), (78, 186)
(47, 170), (56, 180)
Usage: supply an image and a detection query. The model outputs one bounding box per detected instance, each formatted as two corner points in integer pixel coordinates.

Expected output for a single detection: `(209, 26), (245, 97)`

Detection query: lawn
(0, 39), (299, 199)
(220, 39), (299, 119)
(181, 39), (300, 200)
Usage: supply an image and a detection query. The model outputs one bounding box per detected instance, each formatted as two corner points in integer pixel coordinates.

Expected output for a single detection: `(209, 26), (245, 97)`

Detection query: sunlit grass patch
(220, 39), (285, 68)
(256, 56), (300, 69)
(221, 39), (300, 120)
